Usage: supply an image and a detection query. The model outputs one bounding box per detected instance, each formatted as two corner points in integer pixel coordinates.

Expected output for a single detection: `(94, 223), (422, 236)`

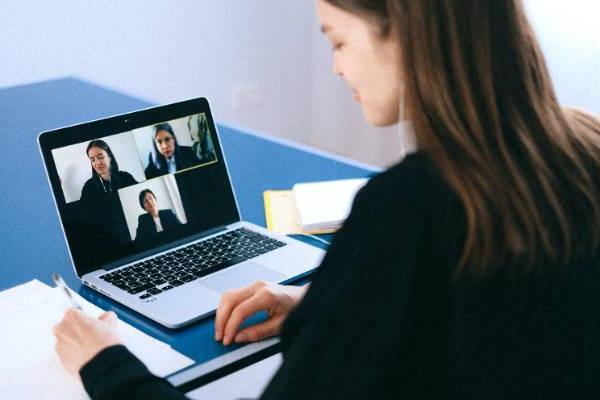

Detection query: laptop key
(112, 280), (127, 288)
(169, 280), (185, 286)
(140, 293), (152, 299)
(191, 269), (205, 277)
(127, 283), (155, 294)
(162, 285), (174, 291)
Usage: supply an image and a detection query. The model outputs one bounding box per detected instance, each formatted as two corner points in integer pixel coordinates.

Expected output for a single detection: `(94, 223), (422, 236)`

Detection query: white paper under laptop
(39, 98), (325, 328)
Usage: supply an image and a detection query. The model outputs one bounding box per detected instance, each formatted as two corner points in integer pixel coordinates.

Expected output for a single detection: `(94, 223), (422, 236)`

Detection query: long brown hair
(325, 0), (600, 275)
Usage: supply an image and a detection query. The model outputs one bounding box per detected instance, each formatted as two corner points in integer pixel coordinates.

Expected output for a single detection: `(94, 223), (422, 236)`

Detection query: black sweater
(80, 153), (600, 399)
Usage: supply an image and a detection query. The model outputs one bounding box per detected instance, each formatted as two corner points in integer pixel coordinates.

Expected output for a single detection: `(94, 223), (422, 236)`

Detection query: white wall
(1, 1), (598, 168)
(0, 1), (314, 145)
(524, 0), (600, 114)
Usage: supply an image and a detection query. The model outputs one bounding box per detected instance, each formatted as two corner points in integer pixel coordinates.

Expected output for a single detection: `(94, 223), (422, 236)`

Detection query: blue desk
(0, 78), (373, 367)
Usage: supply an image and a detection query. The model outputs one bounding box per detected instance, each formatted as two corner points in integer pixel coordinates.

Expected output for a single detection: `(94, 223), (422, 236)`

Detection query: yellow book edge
(263, 190), (336, 235)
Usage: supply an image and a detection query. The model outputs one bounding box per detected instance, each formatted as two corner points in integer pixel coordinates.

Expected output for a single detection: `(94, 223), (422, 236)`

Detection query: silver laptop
(38, 98), (324, 328)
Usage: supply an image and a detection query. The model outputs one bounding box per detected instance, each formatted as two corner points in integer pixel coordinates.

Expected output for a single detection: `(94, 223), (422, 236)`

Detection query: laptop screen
(39, 98), (239, 276)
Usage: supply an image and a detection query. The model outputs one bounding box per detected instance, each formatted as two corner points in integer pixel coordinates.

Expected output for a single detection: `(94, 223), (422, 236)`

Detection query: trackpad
(200, 262), (286, 293)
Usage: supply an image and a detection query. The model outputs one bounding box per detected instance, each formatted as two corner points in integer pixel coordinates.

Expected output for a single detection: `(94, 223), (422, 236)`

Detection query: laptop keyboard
(98, 228), (287, 300)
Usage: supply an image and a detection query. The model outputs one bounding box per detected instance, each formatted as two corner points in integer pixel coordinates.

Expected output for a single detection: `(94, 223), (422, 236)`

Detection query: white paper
(293, 178), (368, 231)
(0, 280), (194, 399)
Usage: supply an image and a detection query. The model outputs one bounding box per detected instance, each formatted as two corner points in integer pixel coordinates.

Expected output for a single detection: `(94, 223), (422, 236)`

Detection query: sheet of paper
(0, 280), (194, 399)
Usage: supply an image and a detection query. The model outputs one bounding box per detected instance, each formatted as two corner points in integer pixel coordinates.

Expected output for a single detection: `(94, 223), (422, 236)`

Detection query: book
(263, 178), (369, 235)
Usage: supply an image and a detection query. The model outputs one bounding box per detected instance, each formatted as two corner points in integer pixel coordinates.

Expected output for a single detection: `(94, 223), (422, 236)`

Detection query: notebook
(38, 98), (325, 328)
(293, 178), (368, 231)
(264, 178), (368, 234)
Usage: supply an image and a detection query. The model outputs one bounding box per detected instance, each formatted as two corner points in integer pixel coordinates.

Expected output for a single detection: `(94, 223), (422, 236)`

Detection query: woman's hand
(53, 309), (123, 374)
(215, 281), (309, 346)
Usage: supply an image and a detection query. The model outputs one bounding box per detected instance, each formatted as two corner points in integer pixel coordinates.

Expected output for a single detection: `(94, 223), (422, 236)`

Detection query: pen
(52, 273), (83, 311)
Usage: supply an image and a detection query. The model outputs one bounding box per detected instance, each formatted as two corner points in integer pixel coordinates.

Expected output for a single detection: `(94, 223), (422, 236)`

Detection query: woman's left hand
(53, 309), (123, 374)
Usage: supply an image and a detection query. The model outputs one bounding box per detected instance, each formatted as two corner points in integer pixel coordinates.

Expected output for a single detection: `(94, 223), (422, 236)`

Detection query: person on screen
(80, 140), (138, 244)
(81, 140), (137, 200)
(134, 189), (182, 241)
(144, 123), (198, 179)
(54, 0), (600, 399)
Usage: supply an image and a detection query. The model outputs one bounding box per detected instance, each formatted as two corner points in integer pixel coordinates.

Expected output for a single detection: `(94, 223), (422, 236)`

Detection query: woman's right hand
(214, 281), (308, 346)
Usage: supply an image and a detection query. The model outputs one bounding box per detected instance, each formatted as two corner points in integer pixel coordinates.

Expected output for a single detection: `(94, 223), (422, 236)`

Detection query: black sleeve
(80, 345), (187, 400)
(80, 178), (95, 203)
(259, 174), (430, 400)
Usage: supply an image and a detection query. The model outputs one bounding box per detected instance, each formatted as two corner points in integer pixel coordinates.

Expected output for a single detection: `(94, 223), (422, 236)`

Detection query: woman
(144, 122), (198, 179)
(54, 1), (600, 399)
(81, 140), (137, 201)
(135, 189), (182, 242)
(80, 140), (138, 244)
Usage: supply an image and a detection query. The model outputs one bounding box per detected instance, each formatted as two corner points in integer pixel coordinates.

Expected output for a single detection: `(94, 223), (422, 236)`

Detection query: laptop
(38, 98), (325, 328)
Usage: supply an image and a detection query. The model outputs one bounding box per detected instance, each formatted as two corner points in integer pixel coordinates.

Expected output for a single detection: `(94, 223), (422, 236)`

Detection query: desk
(0, 78), (374, 368)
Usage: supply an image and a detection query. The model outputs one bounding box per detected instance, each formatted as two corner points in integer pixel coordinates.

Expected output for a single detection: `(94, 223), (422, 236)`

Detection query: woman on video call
(81, 140), (137, 200)
(144, 122), (198, 179)
(80, 139), (138, 243)
(54, 1), (600, 398)
(135, 189), (182, 242)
